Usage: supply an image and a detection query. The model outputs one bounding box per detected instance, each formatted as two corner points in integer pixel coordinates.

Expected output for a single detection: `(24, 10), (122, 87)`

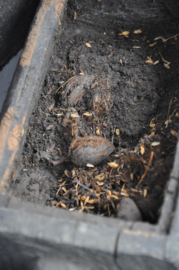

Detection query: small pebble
(117, 197), (142, 221)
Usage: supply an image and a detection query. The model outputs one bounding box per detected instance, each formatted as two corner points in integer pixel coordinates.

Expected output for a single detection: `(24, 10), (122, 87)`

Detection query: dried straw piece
(136, 151), (154, 188)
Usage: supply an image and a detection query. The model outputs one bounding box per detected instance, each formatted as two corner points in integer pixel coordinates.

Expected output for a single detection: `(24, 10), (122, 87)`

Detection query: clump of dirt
(9, 16), (179, 223)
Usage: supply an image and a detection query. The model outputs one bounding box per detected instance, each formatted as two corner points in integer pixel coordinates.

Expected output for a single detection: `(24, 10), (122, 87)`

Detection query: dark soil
(8, 12), (179, 223)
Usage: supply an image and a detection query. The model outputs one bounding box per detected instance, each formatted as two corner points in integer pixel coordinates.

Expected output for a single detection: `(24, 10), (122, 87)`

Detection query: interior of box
(5, 0), (179, 224)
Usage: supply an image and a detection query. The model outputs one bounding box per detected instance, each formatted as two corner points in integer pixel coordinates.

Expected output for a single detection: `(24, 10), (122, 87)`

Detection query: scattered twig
(136, 151), (154, 188)
(154, 33), (179, 43)
(56, 76), (76, 93)
(56, 181), (66, 196)
(159, 52), (170, 69)
(72, 180), (91, 191)
(167, 99), (172, 120)
(52, 157), (70, 166)
(54, 108), (71, 112)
